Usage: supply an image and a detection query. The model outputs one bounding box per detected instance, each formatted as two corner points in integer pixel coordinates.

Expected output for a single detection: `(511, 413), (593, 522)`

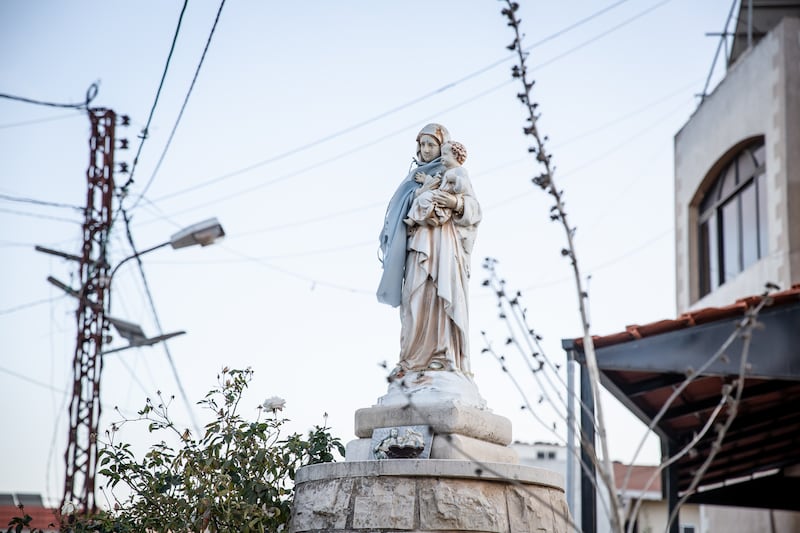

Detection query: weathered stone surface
(290, 461), (570, 532)
(418, 478), (508, 532)
(508, 484), (556, 533)
(355, 401), (512, 445)
(347, 432), (517, 463)
(290, 477), (352, 531)
(295, 460), (564, 489)
(430, 433), (519, 463)
(345, 437), (373, 461)
(351, 477), (416, 529)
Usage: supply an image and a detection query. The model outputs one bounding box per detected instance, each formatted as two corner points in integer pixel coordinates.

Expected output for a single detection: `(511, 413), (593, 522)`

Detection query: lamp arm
(109, 240), (171, 281)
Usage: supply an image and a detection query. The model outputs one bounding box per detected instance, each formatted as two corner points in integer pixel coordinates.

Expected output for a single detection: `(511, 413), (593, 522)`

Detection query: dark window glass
(697, 139), (766, 298)
(721, 198), (740, 279)
(757, 174), (768, 257)
(753, 144), (766, 167)
(739, 148), (757, 182)
(699, 217), (719, 294)
(741, 183), (759, 268)
(720, 164), (737, 198)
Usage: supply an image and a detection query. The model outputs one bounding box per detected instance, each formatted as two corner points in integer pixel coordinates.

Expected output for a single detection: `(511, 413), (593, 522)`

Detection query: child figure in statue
(404, 141), (469, 227)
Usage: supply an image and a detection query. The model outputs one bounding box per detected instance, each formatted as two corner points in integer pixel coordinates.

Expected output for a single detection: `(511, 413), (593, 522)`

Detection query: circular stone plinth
(295, 459), (564, 489)
(290, 460), (570, 533)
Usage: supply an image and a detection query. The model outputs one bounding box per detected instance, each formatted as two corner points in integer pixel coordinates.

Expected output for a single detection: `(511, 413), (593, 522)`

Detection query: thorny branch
(481, 260), (618, 528)
(664, 291), (773, 531)
(500, 2), (622, 531)
(620, 284), (776, 533)
(482, 258), (597, 427)
(390, 374), (583, 533)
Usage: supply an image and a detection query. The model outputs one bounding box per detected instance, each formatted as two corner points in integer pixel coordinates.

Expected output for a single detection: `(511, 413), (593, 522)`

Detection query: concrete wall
(704, 506), (800, 533)
(674, 17), (800, 313)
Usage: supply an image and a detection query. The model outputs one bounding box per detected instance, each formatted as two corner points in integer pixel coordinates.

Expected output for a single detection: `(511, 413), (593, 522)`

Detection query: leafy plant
(11, 367), (344, 533)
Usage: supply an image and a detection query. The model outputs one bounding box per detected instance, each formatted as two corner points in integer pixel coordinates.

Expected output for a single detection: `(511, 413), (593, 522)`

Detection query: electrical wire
(0, 82), (99, 110)
(130, 0), (227, 210)
(216, 243), (372, 295)
(0, 294), (68, 317)
(120, 0), (190, 195)
(135, 79), (513, 226)
(140, 0), (638, 206)
(0, 207), (81, 224)
(0, 192), (83, 211)
(120, 206), (202, 435)
(0, 112), (82, 130)
(112, 0), (684, 299)
(505, 228), (674, 294)
(228, 202), (383, 240)
(0, 239), (42, 248)
(142, 77), (693, 231)
(532, 0), (673, 73)
(149, 239), (375, 264)
(0, 364), (66, 393)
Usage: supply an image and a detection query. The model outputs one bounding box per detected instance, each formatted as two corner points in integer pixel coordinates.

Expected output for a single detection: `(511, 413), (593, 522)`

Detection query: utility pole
(61, 108), (117, 513)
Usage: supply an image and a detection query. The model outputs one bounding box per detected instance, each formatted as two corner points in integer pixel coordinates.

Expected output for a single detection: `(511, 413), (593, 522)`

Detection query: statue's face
(441, 144), (457, 168)
(418, 134), (441, 163)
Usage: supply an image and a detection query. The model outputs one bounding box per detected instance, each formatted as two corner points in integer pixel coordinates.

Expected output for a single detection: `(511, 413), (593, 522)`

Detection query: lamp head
(170, 218), (225, 249)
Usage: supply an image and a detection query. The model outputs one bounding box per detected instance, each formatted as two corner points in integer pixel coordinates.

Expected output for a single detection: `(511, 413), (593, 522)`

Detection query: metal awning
(566, 285), (800, 527)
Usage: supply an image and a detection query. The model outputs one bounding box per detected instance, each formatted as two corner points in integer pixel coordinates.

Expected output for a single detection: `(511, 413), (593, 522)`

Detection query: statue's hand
(414, 172), (429, 184)
(432, 190), (458, 209)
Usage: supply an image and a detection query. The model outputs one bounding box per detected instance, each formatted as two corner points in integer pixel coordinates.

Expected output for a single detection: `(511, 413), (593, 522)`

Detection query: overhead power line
(120, 207), (202, 436)
(0, 207), (81, 224)
(0, 295), (68, 317)
(121, 0), (190, 195)
(0, 82), (99, 110)
(131, 0), (228, 210)
(142, 0), (638, 206)
(0, 192), (83, 211)
(0, 112), (82, 130)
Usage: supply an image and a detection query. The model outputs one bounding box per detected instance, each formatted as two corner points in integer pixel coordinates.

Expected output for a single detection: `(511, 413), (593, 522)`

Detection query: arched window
(698, 139), (767, 297)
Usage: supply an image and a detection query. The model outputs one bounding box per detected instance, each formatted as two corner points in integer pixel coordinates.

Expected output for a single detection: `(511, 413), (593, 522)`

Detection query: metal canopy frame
(566, 294), (800, 532)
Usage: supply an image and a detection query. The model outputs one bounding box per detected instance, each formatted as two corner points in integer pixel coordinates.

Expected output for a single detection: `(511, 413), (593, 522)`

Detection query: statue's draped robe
(378, 158), (481, 375)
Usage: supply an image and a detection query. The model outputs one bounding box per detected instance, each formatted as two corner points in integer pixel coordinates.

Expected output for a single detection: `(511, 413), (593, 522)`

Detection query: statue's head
(416, 123), (450, 163)
(442, 141), (467, 167)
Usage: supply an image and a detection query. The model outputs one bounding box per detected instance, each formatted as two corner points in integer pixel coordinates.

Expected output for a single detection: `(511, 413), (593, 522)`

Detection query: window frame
(697, 139), (766, 298)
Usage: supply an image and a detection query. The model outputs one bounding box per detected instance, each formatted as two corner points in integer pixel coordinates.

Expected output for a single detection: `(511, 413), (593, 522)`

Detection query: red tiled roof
(577, 284), (800, 349)
(613, 461), (661, 494)
(0, 505), (58, 532)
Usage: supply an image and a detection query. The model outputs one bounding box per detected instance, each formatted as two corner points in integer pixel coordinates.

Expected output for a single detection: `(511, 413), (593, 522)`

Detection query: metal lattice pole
(62, 109), (116, 513)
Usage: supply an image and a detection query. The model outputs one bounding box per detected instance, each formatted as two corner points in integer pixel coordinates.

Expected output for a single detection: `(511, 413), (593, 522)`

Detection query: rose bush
(8, 367), (343, 533)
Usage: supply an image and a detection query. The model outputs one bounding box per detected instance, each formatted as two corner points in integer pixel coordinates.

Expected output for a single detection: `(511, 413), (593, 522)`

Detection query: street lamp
(108, 217), (225, 281)
(103, 217), (225, 352)
(39, 217), (226, 354)
(35, 216), (226, 513)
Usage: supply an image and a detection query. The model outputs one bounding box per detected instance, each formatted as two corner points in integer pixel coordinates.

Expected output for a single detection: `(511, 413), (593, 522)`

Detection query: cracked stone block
(291, 478), (353, 531)
(352, 477), (416, 529)
(418, 478), (508, 532)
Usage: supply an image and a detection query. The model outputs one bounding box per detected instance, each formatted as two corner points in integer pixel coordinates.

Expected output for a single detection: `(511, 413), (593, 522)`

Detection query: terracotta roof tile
(577, 284), (800, 349)
(0, 505), (58, 532)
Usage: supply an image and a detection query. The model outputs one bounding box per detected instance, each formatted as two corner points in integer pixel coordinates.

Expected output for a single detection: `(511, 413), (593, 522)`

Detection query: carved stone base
(346, 433), (519, 463)
(354, 400), (512, 445)
(289, 460), (570, 533)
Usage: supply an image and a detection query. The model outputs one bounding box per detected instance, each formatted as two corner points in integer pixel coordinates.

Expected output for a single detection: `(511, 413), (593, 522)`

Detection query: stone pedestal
(345, 400), (519, 464)
(290, 460), (570, 533)
(289, 371), (571, 532)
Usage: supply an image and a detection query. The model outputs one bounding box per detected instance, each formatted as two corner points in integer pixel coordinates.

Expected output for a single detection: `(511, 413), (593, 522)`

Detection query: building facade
(674, 16), (800, 312)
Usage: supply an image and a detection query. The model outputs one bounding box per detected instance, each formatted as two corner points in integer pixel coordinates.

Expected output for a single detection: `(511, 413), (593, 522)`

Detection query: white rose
(61, 500), (77, 515)
(262, 396), (286, 412)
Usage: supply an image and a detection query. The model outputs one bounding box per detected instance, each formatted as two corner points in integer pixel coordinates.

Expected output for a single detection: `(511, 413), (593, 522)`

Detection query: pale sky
(0, 0), (733, 506)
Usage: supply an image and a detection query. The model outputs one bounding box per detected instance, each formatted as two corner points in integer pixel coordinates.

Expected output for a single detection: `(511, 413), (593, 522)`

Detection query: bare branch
(500, 3), (622, 530)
